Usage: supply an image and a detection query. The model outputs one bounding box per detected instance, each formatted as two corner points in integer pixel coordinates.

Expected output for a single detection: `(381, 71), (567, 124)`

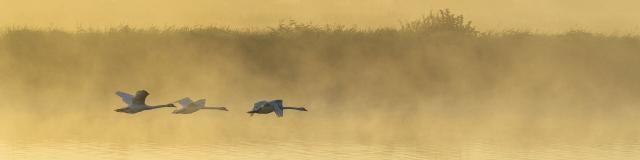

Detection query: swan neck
(150, 104), (173, 108)
(202, 107), (227, 110)
(283, 106), (305, 111)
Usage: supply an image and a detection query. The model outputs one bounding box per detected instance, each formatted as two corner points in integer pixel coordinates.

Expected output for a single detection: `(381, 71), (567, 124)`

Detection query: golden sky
(1, 0), (639, 33)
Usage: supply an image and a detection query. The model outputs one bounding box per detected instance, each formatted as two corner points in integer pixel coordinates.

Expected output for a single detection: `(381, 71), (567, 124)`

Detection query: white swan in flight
(247, 99), (307, 117)
(114, 90), (176, 114)
(172, 97), (228, 114)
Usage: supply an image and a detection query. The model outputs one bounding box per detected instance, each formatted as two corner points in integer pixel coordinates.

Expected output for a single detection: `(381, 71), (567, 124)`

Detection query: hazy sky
(1, 0), (639, 33)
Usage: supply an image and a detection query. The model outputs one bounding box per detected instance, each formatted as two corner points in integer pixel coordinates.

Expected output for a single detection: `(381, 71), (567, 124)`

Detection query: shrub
(401, 9), (477, 36)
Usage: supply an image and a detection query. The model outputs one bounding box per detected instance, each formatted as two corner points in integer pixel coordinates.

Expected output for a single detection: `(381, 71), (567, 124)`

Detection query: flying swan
(114, 90), (176, 114)
(172, 97), (228, 114)
(247, 99), (307, 117)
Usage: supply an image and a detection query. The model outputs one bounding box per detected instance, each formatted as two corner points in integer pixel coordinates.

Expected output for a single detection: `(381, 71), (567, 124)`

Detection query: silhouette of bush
(401, 9), (477, 36)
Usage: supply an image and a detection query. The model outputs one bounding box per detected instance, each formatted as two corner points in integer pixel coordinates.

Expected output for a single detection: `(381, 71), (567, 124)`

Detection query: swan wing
(116, 91), (134, 105)
(272, 100), (284, 117)
(175, 97), (194, 109)
(253, 101), (267, 111)
(184, 99), (205, 112)
(194, 99), (206, 107)
(132, 91), (149, 105)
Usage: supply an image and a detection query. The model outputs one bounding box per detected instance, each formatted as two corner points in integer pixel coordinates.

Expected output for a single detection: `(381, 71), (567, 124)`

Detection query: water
(1, 107), (639, 160)
(2, 138), (640, 160)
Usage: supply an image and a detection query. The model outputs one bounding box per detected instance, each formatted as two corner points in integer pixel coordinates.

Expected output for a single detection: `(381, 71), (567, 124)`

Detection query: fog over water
(1, 1), (640, 159)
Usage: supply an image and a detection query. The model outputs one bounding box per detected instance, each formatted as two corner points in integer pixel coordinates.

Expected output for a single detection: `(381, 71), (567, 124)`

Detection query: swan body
(247, 99), (307, 117)
(114, 90), (176, 114)
(172, 97), (228, 114)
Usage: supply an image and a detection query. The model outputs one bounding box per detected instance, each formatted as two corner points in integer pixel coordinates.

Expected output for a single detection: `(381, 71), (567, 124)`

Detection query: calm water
(2, 138), (640, 160)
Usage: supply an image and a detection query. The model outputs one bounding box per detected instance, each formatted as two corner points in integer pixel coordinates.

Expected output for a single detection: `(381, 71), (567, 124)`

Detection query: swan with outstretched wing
(247, 99), (307, 117)
(114, 90), (176, 114)
(172, 97), (228, 114)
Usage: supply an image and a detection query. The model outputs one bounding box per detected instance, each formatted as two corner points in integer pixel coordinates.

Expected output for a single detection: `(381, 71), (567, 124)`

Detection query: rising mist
(1, 10), (639, 147)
